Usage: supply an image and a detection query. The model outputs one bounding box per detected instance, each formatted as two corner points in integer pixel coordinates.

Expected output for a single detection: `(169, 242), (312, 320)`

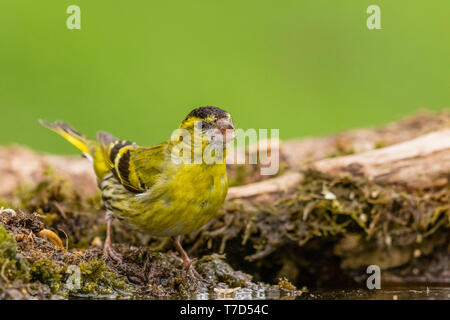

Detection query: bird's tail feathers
(39, 120), (91, 155)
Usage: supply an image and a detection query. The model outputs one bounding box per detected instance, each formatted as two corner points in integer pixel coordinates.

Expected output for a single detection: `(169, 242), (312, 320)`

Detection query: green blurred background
(1, 1), (449, 154)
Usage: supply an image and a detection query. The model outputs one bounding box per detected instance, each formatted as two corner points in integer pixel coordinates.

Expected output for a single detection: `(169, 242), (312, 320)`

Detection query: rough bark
(313, 130), (450, 189)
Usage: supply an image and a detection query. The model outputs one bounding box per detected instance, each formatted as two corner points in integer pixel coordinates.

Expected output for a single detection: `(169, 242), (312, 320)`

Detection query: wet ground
(302, 286), (450, 300)
(183, 285), (450, 300)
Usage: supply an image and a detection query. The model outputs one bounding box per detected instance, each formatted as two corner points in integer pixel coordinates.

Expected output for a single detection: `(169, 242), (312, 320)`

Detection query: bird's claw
(103, 244), (122, 264)
(182, 258), (203, 280)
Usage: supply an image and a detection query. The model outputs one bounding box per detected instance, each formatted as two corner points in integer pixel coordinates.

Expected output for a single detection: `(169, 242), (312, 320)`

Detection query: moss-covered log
(0, 111), (449, 299)
(0, 204), (298, 299)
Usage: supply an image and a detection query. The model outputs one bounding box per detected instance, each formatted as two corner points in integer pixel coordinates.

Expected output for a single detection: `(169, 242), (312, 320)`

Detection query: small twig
(58, 228), (70, 252)
(0, 259), (10, 283)
(52, 201), (67, 220)
(245, 245), (276, 262)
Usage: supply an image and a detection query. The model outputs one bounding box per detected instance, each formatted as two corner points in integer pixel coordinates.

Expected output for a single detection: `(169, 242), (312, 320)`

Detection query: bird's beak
(217, 118), (235, 144)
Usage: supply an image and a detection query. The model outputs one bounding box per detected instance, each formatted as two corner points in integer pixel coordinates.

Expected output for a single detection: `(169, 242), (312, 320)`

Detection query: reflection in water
(191, 285), (449, 300)
(302, 286), (449, 300)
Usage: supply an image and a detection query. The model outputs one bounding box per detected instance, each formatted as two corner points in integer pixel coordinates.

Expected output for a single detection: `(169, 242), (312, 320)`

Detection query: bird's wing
(130, 144), (170, 192)
(97, 131), (169, 193)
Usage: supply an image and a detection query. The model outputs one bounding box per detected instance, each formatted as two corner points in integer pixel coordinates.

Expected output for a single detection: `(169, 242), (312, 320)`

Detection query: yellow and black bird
(40, 106), (235, 277)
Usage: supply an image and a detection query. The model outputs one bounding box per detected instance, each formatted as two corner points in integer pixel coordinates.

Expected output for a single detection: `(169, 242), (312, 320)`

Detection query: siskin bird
(40, 106), (235, 277)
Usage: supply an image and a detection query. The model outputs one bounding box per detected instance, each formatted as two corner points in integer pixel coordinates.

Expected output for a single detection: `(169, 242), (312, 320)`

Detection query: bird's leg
(103, 212), (122, 263)
(172, 236), (202, 279)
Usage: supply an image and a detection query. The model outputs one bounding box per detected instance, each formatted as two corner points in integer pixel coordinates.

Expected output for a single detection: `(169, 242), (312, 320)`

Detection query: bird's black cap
(185, 106), (229, 121)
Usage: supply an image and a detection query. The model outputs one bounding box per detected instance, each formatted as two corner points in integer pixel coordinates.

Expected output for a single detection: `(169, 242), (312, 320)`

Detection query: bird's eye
(196, 120), (214, 130)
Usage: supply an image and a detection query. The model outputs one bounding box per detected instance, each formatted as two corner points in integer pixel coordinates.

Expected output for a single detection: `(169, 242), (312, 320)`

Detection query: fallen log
(313, 130), (450, 189)
(0, 146), (97, 198)
(225, 128), (450, 199)
(1, 111), (449, 198)
(0, 111), (449, 290)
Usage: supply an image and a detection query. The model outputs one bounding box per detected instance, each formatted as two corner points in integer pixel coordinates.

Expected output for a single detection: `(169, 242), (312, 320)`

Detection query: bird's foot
(103, 244), (122, 264)
(103, 214), (122, 263)
(182, 257), (203, 280)
(172, 236), (204, 281)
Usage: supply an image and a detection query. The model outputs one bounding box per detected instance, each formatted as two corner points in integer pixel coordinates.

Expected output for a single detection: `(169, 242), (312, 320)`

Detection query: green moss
(29, 258), (64, 294)
(10, 170), (106, 249)
(185, 170), (450, 286)
(29, 258), (133, 298)
(278, 277), (296, 291)
(0, 199), (13, 208)
(0, 224), (30, 282)
(74, 259), (132, 298)
(375, 140), (388, 149)
(1, 210), (135, 299)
